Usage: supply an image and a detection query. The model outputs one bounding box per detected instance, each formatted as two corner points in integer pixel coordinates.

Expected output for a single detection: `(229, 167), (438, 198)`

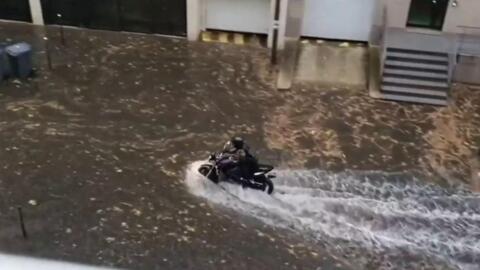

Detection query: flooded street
(187, 163), (480, 270)
(1, 22), (480, 269)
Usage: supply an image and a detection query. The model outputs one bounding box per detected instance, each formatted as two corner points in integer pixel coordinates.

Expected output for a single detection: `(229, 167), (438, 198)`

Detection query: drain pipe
(271, 0), (281, 65)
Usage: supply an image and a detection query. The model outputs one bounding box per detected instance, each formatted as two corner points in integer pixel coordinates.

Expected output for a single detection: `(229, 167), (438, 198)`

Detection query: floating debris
(113, 206), (124, 213)
(185, 225), (196, 233)
(28, 200), (37, 206)
(131, 209), (142, 216)
(105, 237), (115, 243)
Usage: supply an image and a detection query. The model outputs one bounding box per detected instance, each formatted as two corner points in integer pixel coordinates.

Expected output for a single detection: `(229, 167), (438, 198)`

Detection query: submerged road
(1, 22), (480, 270)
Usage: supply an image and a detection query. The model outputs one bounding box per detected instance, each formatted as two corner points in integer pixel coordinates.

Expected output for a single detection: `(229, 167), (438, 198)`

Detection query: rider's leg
(244, 156), (259, 177)
(226, 167), (248, 186)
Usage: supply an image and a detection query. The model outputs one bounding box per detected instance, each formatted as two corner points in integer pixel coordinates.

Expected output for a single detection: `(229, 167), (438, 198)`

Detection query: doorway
(302, 0), (376, 41)
(206, 0), (270, 34)
(40, 0), (187, 36)
(407, 0), (449, 30)
(0, 0), (32, 22)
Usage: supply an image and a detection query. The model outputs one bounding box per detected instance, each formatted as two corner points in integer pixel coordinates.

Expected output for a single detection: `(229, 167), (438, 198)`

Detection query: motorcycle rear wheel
(264, 178), (274, 194)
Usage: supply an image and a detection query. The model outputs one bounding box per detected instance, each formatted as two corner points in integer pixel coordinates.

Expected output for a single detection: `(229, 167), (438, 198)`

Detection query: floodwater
(1, 22), (480, 270)
(186, 162), (480, 270)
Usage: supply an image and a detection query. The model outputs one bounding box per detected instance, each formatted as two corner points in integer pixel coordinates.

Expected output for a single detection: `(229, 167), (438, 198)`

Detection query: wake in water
(185, 161), (480, 270)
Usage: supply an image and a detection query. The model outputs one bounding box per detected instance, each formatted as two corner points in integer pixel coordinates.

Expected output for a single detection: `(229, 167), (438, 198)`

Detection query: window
(407, 0), (449, 30)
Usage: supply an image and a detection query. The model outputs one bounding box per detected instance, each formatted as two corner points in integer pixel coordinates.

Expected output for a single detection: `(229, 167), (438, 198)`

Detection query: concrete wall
(187, 0), (205, 40)
(443, 0), (480, 33)
(383, 0), (410, 28)
(454, 55), (480, 85)
(370, 0), (411, 44)
(371, 0), (410, 29)
(28, 0), (43, 25)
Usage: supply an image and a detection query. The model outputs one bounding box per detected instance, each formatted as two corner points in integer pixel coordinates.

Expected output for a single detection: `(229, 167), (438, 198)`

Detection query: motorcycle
(198, 153), (275, 194)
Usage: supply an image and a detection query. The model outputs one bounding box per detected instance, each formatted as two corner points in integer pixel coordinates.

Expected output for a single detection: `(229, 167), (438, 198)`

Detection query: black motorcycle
(198, 153), (275, 194)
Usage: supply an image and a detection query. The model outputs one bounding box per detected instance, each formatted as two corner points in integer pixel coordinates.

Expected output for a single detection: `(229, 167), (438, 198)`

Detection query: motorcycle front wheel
(198, 164), (219, 183)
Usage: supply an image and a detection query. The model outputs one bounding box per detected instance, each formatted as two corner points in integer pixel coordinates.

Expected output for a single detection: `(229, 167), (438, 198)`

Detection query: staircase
(380, 47), (451, 106)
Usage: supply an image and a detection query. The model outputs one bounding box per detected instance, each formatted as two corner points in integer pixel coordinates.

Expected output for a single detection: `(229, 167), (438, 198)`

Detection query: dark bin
(6, 42), (32, 79)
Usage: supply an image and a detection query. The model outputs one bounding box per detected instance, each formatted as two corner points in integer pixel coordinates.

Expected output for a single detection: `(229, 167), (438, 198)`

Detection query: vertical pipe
(271, 0), (281, 65)
(58, 13), (65, 46)
(44, 37), (52, 70)
(17, 207), (28, 239)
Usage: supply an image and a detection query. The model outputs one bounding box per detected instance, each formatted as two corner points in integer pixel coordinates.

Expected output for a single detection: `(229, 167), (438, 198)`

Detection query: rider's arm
(223, 141), (233, 153)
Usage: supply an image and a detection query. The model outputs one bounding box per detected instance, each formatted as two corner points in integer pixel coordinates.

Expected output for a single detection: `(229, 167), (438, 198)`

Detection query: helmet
(231, 136), (244, 149)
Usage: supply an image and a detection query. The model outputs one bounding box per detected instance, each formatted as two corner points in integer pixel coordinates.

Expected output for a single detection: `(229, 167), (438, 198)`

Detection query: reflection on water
(186, 162), (480, 270)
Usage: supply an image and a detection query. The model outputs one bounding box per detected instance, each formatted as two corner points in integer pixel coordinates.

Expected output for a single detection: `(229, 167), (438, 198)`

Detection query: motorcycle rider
(220, 137), (259, 185)
(222, 136), (249, 155)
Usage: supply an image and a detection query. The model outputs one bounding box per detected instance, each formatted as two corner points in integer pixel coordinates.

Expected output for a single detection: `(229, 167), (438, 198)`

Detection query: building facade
(374, 0), (480, 36)
(370, 0), (480, 105)
(2, 1), (479, 45)
(1, 0), (479, 96)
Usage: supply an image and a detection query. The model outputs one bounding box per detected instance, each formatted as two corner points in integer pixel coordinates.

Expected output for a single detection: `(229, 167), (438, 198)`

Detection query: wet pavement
(0, 22), (479, 270)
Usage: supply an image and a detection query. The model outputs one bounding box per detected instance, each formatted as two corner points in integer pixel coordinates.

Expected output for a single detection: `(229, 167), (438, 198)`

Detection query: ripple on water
(185, 162), (480, 270)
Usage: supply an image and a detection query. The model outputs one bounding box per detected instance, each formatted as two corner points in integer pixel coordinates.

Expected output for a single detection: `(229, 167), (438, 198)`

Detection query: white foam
(185, 162), (480, 269)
